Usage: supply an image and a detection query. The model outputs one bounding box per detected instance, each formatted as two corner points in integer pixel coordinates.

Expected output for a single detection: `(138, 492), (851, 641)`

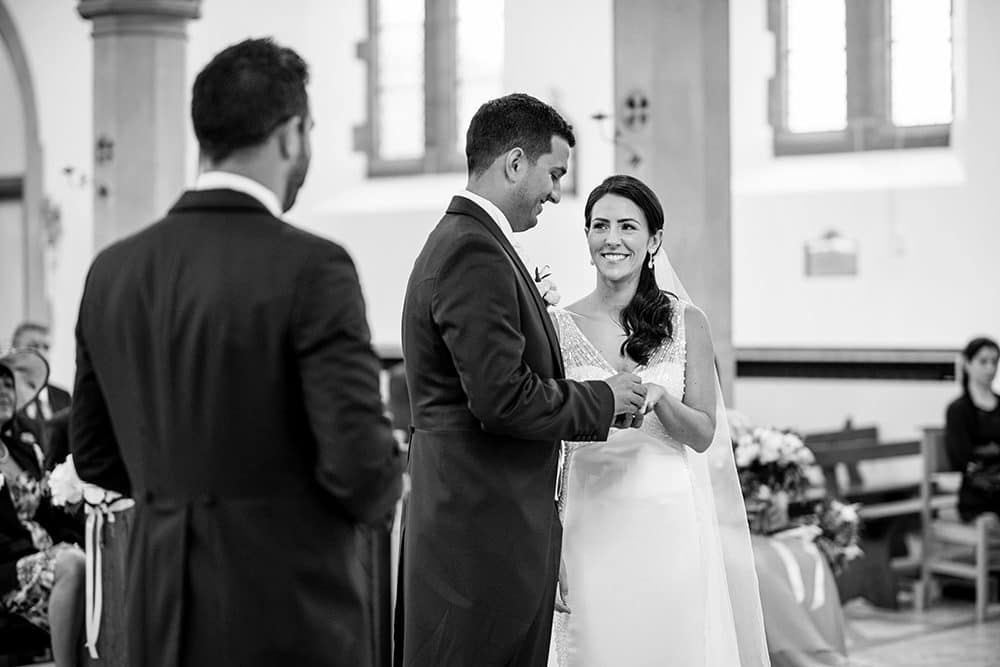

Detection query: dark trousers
(393, 531), (558, 667)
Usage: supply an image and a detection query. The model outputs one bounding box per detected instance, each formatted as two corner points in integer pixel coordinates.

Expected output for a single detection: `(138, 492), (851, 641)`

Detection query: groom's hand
(606, 372), (646, 428)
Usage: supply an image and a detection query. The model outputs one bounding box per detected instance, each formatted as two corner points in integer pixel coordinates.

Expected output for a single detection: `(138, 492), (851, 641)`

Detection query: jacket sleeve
(70, 268), (132, 496)
(431, 233), (614, 441)
(291, 243), (404, 524)
(945, 398), (975, 473)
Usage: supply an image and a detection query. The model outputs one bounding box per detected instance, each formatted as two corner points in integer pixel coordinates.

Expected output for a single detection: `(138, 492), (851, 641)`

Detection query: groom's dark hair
(192, 38), (309, 163)
(465, 93), (575, 176)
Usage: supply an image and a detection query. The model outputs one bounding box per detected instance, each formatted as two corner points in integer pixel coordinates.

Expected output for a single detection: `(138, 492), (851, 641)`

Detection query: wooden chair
(919, 426), (1000, 622)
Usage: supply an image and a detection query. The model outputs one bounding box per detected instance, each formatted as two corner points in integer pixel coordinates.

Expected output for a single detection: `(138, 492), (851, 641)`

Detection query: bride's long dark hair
(584, 175), (675, 366)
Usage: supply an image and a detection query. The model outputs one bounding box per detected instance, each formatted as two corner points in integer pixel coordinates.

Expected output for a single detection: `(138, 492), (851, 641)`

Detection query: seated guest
(12, 322), (71, 424)
(0, 349), (86, 666)
(946, 336), (1000, 523)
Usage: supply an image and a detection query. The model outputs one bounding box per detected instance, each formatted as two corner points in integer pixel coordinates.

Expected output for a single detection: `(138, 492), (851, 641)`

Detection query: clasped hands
(606, 372), (665, 429)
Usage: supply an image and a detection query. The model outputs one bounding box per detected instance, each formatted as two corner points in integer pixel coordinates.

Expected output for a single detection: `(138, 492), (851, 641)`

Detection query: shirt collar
(457, 190), (516, 245)
(194, 171), (283, 218)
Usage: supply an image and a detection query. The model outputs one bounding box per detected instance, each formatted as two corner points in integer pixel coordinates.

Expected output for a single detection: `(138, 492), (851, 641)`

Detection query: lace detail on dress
(552, 298), (689, 518)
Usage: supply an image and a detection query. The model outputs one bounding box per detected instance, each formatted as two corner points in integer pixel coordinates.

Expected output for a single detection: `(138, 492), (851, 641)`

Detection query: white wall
(309, 0), (616, 351)
(5, 0), (92, 387)
(8, 0), (995, 442)
(6, 0), (615, 380)
(730, 0), (1000, 349)
(728, 0), (999, 436)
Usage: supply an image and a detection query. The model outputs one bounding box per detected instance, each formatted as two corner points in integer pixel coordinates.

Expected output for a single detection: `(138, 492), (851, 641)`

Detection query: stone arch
(0, 0), (46, 338)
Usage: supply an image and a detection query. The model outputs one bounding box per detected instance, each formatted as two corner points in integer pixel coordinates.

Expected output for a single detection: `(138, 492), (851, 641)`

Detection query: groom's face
(512, 135), (570, 231)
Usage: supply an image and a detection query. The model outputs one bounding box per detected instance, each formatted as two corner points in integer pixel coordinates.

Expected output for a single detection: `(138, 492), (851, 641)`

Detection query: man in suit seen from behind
(70, 37), (404, 667)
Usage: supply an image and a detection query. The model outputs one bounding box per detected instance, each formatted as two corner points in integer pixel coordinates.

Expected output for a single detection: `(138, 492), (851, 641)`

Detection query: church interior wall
(730, 0), (998, 436)
(2, 0), (994, 440)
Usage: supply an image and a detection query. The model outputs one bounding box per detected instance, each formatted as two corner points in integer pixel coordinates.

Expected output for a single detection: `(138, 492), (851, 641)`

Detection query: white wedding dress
(549, 301), (744, 666)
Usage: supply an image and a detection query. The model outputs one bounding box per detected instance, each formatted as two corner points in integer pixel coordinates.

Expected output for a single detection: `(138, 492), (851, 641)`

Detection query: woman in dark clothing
(0, 349), (86, 666)
(945, 336), (1000, 522)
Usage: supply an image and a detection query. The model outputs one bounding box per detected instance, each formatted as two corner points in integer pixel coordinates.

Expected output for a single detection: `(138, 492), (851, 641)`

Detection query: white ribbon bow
(771, 525), (826, 611)
(83, 490), (135, 659)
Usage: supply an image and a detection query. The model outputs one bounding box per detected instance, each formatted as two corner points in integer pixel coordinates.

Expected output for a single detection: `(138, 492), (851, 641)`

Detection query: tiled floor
(21, 600), (1000, 666)
(846, 598), (1000, 666)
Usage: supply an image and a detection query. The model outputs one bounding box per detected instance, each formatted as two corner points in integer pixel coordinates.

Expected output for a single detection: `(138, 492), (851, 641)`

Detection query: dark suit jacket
(16, 384), (71, 456)
(46, 384), (72, 413)
(397, 196), (614, 663)
(71, 189), (404, 667)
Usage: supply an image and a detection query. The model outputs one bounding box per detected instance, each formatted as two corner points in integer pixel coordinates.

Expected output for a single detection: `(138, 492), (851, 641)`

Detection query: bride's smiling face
(586, 193), (661, 282)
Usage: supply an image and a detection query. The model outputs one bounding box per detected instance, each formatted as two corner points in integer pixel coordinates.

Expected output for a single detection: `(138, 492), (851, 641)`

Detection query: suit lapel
(446, 197), (565, 377)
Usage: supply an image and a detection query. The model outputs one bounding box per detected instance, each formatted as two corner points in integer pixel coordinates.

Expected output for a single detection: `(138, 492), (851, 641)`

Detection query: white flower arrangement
(48, 455), (84, 506)
(814, 498), (864, 576)
(732, 425), (816, 500)
(49, 455), (134, 513)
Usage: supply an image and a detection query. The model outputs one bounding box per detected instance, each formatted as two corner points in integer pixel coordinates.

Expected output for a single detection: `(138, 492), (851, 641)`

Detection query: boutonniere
(534, 265), (561, 307)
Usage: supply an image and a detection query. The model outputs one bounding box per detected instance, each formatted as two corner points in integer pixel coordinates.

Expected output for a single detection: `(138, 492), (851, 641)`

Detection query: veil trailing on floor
(654, 254), (771, 666)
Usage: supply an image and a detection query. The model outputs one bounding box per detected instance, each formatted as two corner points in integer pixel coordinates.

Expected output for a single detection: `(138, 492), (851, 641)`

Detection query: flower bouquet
(49, 454), (133, 515)
(810, 498), (863, 576)
(731, 424), (816, 533)
(729, 411), (863, 575)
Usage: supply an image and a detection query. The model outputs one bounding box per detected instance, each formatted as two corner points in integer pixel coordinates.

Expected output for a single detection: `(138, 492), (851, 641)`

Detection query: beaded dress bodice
(551, 299), (688, 514)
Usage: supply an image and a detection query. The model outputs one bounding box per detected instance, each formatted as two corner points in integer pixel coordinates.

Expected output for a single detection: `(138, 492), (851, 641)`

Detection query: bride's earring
(647, 254), (655, 269)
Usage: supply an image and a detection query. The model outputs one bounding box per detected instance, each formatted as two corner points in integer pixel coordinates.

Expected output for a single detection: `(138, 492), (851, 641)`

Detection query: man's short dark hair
(465, 93), (575, 176)
(191, 37), (309, 163)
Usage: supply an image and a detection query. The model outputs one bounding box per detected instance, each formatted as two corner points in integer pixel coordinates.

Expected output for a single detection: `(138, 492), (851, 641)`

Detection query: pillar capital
(78, 0), (201, 37)
(78, 0), (201, 21)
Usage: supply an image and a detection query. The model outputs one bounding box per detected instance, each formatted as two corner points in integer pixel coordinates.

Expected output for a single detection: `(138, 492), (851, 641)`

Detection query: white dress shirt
(24, 387), (51, 420)
(194, 171), (283, 218)
(456, 190), (536, 275)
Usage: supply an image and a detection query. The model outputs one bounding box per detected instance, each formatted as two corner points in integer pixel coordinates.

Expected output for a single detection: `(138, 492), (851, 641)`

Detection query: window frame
(358, 0), (469, 177)
(767, 0), (952, 157)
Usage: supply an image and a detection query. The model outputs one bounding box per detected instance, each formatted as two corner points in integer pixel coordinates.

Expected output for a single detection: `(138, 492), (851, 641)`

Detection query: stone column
(78, 0), (201, 251)
(613, 0), (734, 401)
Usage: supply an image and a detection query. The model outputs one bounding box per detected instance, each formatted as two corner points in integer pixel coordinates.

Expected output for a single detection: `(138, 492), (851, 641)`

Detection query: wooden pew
(804, 425), (953, 520)
(804, 424), (934, 607)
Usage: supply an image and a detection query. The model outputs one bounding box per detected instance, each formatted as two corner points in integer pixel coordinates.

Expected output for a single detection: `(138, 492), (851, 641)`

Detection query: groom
(396, 94), (647, 666)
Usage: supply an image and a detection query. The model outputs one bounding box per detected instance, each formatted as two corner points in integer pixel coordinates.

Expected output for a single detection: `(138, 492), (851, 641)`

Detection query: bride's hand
(642, 383), (666, 413)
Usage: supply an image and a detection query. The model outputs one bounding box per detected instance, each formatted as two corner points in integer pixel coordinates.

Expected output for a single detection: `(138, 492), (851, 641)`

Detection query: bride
(549, 175), (769, 666)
